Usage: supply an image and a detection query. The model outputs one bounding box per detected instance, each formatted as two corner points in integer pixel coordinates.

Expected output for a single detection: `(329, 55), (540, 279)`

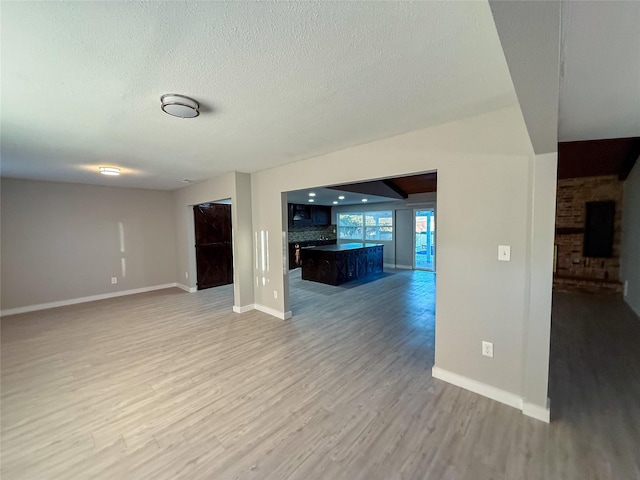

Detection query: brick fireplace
(554, 175), (624, 295)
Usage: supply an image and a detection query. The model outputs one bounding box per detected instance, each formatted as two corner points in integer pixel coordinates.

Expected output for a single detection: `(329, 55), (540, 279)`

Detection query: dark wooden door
(194, 203), (233, 290)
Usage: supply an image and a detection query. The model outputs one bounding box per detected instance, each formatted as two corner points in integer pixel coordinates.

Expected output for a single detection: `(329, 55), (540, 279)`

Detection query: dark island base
(301, 243), (384, 286)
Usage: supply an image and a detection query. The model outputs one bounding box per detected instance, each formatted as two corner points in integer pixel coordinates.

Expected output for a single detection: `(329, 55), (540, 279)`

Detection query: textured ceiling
(1, 1), (517, 190)
(558, 1), (640, 142)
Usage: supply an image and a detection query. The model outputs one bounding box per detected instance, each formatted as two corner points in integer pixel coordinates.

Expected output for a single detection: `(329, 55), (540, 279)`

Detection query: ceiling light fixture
(99, 167), (121, 176)
(308, 199), (315, 203)
(308, 192), (316, 197)
(362, 198), (368, 202)
(160, 94), (200, 118)
(338, 196), (345, 200)
(333, 201), (338, 204)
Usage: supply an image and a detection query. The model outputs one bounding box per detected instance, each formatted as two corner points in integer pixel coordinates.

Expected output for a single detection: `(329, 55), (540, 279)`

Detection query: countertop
(302, 242), (383, 252)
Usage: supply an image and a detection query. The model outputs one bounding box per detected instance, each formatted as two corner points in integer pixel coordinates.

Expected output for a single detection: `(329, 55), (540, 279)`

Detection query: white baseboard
(431, 366), (551, 423)
(1, 283), (179, 317)
(395, 264), (413, 270)
(431, 366), (523, 410)
(232, 304), (255, 314)
(522, 399), (551, 423)
(254, 304), (292, 320)
(176, 283), (197, 293)
(383, 263), (396, 269)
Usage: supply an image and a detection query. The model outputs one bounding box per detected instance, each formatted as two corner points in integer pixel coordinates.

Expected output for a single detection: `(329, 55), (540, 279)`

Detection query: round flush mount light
(308, 192), (316, 197)
(338, 196), (345, 200)
(333, 201), (338, 205)
(361, 198), (368, 202)
(308, 199), (315, 203)
(160, 94), (199, 118)
(99, 167), (121, 176)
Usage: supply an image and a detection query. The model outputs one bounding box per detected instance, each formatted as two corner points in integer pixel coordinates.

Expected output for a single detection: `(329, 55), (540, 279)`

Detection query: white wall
(0, 178), (177, 313)
(394, 209), (414, 268)
(522, 152), (557, 414)
(248, 105), (555, 416)
(621, 161), (640, 316)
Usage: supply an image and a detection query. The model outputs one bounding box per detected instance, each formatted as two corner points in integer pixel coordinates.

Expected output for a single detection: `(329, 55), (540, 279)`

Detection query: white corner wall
(0, 178), (177, 314)
(621, 161), (640, 316)
(249, 105), (555, 419)
(522, 152), (557, 418)
(172, 172), (254, 310)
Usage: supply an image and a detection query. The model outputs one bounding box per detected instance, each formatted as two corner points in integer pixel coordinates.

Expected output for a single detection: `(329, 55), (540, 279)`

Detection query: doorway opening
(193, 202), (233, 290)
(414, 209), (435, 271)
(282, 171), (437, 371)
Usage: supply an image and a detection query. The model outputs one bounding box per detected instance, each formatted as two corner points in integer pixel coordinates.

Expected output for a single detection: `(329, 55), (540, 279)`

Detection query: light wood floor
(1, 269), (639, 479)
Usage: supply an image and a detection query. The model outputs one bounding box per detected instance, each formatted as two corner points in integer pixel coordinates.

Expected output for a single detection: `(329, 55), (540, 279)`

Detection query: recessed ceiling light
(160, 94), (200, 118)
(308, 199), (315, 202)
(338, 195), (345, 200)
(362, 198), (368, 202)
(180, 178), (195, 184)
(333, 201), (338, 205)
(99, 167), (120, 176)
(308, 192), (316, 197)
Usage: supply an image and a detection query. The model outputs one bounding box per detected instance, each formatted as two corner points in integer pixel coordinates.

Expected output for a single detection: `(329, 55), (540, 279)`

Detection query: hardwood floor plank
(2, 270), (639, 479)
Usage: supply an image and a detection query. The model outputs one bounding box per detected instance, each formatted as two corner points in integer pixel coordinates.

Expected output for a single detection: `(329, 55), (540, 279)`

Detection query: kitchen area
(287, 175), (436, 288)
(287, 202), (337, 269)
(288, 201), (385, 286)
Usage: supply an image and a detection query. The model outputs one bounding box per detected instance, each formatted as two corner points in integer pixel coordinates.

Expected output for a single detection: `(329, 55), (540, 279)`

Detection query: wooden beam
(619, 139), (640, 180)
(382, 179), (408, 199)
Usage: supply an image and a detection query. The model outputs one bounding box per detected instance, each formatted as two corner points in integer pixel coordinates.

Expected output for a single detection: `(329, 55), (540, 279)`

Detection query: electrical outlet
(111, 277), (117, 285)
(498, 245), (511, 262)
(273, 290), (278, 299)
(482, 341), (494, 358)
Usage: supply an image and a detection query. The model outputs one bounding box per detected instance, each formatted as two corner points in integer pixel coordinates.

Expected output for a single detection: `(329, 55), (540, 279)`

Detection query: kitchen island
(301, 243), (384, 286)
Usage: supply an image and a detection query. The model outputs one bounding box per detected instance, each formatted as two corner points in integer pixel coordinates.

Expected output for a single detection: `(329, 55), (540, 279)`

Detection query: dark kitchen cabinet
(289, 239), (337, 269)
(301, 243), (384, 285)
(312, 206), (331, 225)
(288, 204), (331, 227)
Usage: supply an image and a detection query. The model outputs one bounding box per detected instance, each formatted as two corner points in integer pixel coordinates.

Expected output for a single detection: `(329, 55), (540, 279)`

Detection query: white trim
(383, 263), (396, 270)
(1, 283), (179, 317)
(431, 366), (523, 410)
(395, 264), (413, 270)
(432, 367), (552, 423)
(254, 304), (292, 320)
(522, 399), (551, 423)
(232, 304), (255, 314)
(176, 283), (197, 293)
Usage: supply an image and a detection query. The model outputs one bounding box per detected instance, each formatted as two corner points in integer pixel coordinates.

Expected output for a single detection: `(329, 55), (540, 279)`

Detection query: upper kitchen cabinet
(312, 205), (330, 225)
(288, 204), (331, 227)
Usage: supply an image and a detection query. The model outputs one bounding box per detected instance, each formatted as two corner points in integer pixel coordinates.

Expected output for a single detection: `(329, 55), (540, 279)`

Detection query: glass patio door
(414, 209), (435, 271)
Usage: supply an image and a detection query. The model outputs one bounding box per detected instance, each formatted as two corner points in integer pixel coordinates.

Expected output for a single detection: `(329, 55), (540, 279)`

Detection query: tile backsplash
(288, 225), (337, 243)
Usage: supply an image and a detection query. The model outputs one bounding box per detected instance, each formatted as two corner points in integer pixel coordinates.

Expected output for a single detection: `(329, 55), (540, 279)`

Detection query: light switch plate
(498, 245), (511, 262)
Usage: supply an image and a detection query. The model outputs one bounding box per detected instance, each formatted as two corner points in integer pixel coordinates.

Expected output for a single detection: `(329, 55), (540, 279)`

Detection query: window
(338, 211), (393, 241)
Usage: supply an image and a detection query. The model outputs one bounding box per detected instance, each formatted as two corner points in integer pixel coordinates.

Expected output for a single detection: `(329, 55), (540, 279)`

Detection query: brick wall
(554, 175), (624, 295)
